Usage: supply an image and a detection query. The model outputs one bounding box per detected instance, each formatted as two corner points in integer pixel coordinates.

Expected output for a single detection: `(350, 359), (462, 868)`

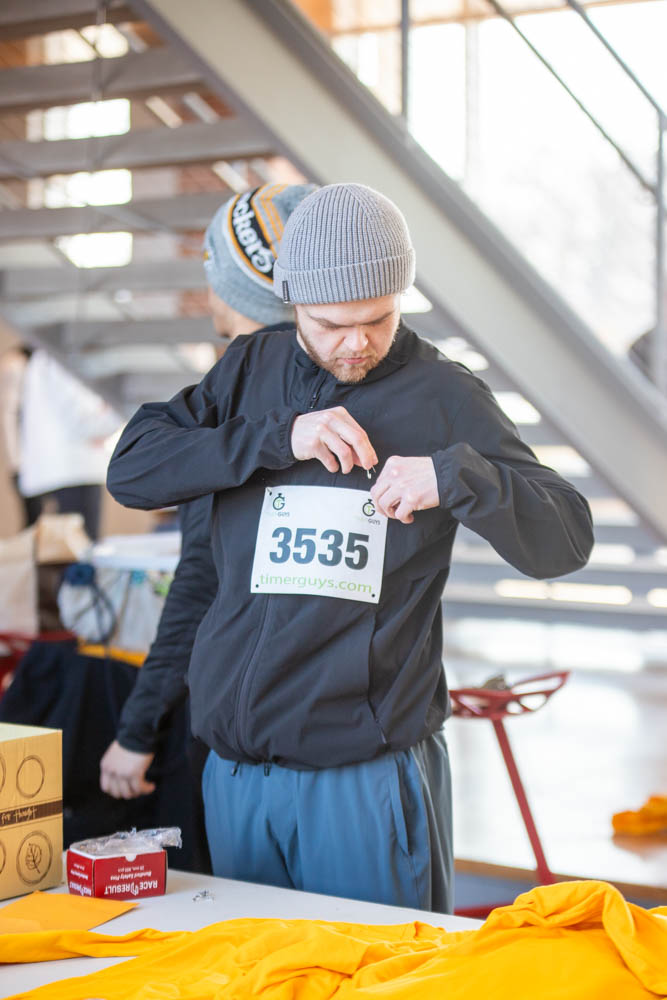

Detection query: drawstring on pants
(230, 761), (272, 776)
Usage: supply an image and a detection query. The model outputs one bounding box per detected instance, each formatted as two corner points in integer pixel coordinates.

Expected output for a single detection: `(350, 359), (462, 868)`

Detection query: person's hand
(370, 456), (439, 524)
(100, 740), (156, 799)
(291, 407), (377, 474)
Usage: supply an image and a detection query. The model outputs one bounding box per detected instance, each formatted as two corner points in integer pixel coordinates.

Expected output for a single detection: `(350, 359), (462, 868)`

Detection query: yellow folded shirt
(613, 794), (667, 835)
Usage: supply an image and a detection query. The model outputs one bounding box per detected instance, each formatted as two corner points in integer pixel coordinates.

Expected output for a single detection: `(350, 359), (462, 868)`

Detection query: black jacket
(116, 495), (216, 753)
(108, 323), (594, 769)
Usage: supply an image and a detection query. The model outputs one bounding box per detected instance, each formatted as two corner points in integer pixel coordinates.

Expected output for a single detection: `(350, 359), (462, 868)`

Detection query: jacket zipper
(308, 371), (328, 410)
(234, 369), (327, 758)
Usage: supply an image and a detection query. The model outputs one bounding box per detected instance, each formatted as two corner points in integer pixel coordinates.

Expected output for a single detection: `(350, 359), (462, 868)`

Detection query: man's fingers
(119, 777), (134, 801)
(99, 741), (156, 799)
(372, 478), (418, 522)
(377, 489), (417, 523)
(129, 778), (156, 798)
(328, 415), (377, 469)
(370, 476), (400, 514)
(371, 483), (401, 519)
(371, 456), (439, 521)
(371, 464), (400, 502)
(320, 427), (354, 474)
(104, 772), (155, 799)
(106, 775), (124, 800)
(393, 498), (416, 524)
(314, 440), (339, 474)
(291, 407), (377, 471)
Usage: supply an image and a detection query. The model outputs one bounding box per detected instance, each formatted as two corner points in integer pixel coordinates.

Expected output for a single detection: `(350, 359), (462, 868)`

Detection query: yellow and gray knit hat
(273, 183), (415, 305)
(203, 182), (316, 324)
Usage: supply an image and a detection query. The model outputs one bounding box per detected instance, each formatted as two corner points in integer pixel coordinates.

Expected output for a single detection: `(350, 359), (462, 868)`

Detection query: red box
(67, 846), (167, 899)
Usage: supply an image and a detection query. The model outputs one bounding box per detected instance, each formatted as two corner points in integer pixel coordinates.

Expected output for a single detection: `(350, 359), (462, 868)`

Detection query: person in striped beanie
(203, 182), (317, 336)
(100, 182), (315, 872)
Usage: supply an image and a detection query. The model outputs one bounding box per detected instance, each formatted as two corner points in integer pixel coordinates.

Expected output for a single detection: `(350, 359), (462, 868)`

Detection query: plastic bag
(70, 827), (182, 857)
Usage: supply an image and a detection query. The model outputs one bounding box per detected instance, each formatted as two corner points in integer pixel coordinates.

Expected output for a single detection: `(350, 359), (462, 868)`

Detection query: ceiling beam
(447, 553), (667, 592)
(0, 258), (208, 296)
(0, 47), (201, 113)
(442, 590), (667, 630)
(35, 315), (216, 348)
(0, 1), (135, 41)
(0, 190), (227, 240)
(0, 118), (273, 179)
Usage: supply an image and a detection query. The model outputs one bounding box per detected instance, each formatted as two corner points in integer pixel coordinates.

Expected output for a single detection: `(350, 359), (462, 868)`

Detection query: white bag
(58, 564), (171, 653)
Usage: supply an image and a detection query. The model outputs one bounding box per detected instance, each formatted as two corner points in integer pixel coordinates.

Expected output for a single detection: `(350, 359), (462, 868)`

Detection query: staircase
(0, 0), (665, 652)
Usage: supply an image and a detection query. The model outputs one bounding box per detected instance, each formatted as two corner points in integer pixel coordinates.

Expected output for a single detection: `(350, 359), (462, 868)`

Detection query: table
(2, 869), (481, 996)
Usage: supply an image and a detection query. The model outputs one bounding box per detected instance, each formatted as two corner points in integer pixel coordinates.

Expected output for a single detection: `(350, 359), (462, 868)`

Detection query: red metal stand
(450, 670), (569, 917)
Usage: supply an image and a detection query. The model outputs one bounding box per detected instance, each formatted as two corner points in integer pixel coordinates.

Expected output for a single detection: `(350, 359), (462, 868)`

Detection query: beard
(296, 319), (397, 384)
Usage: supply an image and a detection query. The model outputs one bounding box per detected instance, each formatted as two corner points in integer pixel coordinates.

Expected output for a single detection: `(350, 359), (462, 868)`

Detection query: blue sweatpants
(202, 731), (453, 913)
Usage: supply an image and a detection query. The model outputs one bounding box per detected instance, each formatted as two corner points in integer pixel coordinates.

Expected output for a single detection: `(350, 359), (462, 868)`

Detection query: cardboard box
(0, 723), (63, 900)
(67, 845), (167, 900)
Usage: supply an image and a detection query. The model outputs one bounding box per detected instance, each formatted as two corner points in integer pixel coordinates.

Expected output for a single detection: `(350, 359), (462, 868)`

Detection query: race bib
(251, 485), (388, 604)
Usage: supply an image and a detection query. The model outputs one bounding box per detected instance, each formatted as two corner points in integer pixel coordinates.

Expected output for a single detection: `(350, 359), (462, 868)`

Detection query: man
(107, 183), (594, 911)
(99, 183), (315, 854)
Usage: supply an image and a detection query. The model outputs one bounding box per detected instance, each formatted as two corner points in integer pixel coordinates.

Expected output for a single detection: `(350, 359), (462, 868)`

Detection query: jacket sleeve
(107, 342), (297, 509)
(115, 498), (217, 753)
(431, 377), (594, 579)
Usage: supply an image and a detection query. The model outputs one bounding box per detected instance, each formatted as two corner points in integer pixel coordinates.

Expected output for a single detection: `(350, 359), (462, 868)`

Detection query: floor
(445, 658), (667, 902)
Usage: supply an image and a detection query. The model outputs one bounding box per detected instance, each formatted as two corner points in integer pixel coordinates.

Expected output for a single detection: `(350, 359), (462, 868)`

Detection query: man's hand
(291, 407), (377, 474)
(371, 456), (439, 524)
(100, 741), (156, 799)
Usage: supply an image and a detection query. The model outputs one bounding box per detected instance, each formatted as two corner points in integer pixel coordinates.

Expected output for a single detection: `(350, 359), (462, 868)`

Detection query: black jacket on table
(107, 322), (594, 769)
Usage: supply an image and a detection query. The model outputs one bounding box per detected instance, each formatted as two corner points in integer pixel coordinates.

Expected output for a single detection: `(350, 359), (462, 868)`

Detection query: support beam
(460, 521), (658, 551)
(0, 1), (134, 41)
(0, 118), (274, 179)
(0, 191), (227, 241)
(442, 588), (667, 630)
(447, 551), (667, 592)
(0, 48), (201, 114)
(34, 316), (215, 348)
(0, 258), (208, 297)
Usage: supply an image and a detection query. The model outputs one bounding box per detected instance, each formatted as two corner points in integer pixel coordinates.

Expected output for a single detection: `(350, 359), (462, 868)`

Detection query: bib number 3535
(251, 485), (388, 604)
(270, 527), (369, 569)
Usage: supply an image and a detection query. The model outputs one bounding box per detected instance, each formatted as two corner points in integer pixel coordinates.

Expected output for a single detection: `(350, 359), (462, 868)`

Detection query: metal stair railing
(562, 0), (665, 396)
(395, 0), (666, 393)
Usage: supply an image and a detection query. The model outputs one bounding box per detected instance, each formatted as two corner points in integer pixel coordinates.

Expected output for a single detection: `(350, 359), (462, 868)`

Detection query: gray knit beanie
(273, 183), (415, 304)
(203, 182), (316, 325)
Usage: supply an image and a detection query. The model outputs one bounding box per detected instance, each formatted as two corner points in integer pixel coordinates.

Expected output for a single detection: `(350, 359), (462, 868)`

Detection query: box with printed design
(67, 832), (170, 900)
(0, 723), (63, 901)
